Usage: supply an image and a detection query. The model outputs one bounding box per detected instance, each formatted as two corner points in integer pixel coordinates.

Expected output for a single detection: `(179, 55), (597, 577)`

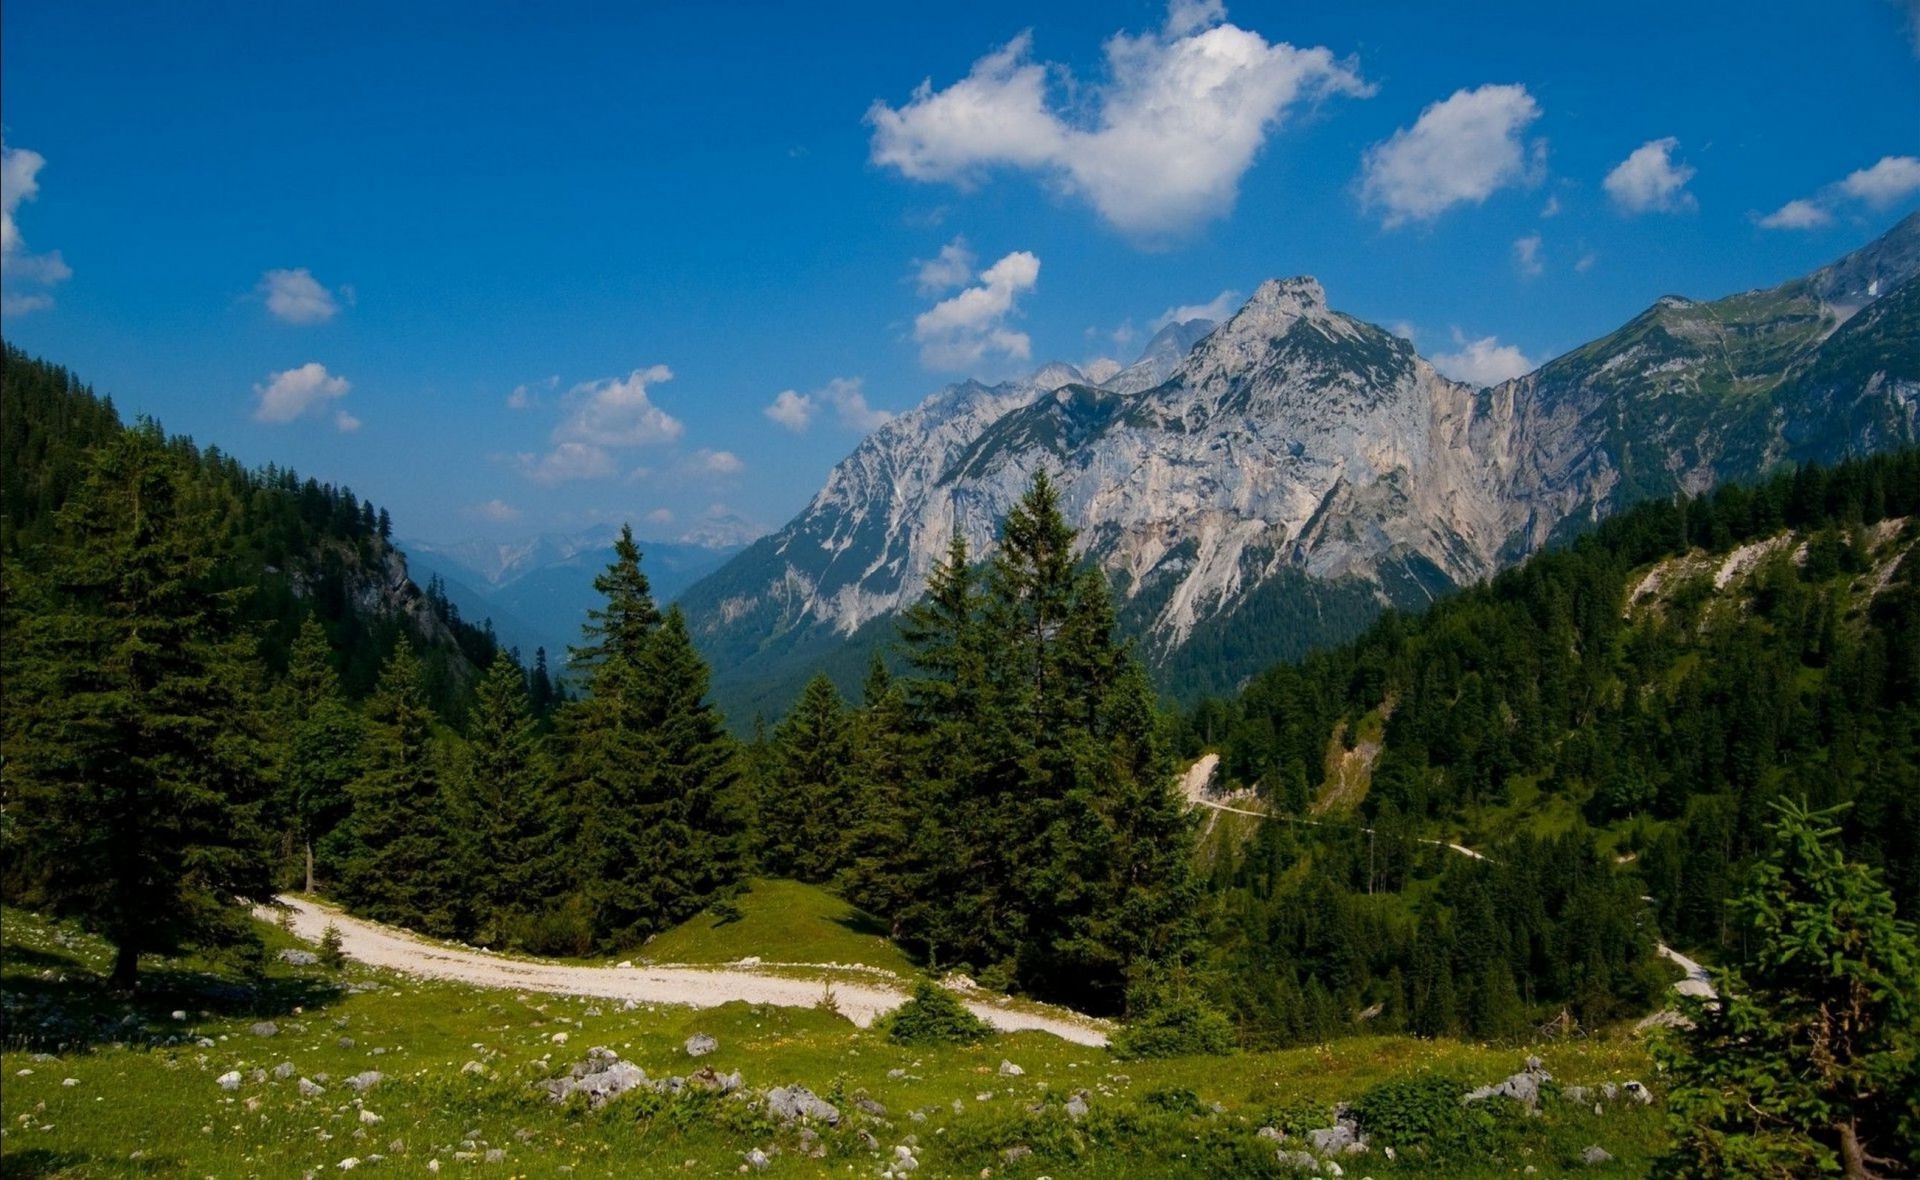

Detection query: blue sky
(3, 1), (1917, 546)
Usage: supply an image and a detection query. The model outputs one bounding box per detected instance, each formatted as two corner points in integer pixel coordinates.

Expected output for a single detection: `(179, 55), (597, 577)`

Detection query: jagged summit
(679, 216), (1920, 718)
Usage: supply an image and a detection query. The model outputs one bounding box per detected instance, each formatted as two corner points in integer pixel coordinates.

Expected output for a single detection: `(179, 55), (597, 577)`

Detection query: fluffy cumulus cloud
(1758, 154), (1920, 231)
(253, 362), (358, 430)
(1513, 233), (1543, 277)
(688, 448), (744, 476)
(764, 377), (895, 433)
(1430, 331), (1535, 386)
(915, 237), (977, 295)
(1603, 138), (1696, 214)
(913, 250), (1040, 370)
(1359, 84), (1543, 227)
(1758, 199), (1833, 230)
(1152, 288), (1240, 329)
(259, 267), (342, 323)
(1840, 155), (1920, 206)
(517, 366), (684, 484)
(868, 2), (1372, 237)
(2, 142), (72, 313)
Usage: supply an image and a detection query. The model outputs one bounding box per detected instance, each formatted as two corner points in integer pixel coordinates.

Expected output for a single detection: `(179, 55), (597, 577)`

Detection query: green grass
(2, 904), (1673, 1178)
(636, 879), (918, 975)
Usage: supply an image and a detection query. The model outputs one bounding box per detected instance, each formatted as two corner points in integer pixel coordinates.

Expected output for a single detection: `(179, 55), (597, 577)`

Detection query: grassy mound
(636, 878), (916, 974)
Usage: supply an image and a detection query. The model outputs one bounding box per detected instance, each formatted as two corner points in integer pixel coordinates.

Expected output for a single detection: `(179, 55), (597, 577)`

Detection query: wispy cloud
(1152, 288), (1240, 329)
(913, 250), (1040, 370)
(1757, 154), (1920, 231)
(1, 142), (71, 314)
(258, 267), (343, 323)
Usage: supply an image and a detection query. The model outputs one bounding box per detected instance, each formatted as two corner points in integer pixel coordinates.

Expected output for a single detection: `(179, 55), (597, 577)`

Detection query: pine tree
(569, 524), (661, 677)
(3, 424), (275, 988)
(1656, 799), (1919, 1178)
(452, 650), (562, 946)
(282, 616), (363, 892)
(842, 657), (917, 928)
(339, 642), (457, 935)
(756, 673), (855, 881)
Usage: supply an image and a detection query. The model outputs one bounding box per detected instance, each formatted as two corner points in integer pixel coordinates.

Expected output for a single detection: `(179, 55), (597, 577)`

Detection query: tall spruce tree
(281, 615), (363, 892)
(1656, 799), (1919, 1178)
(842, 657), (917, 930)
(756, 673), (855, 881)
(339, 642), (458, 935)
(452, 650), (562, 947)
(3, 424), (274, 988)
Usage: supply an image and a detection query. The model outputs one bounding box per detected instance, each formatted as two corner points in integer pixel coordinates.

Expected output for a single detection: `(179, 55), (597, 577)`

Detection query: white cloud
(765, 377), (895, 433)
(333, 410), (362, 433)
(516, 441), (616, 484)
(253, 362), (352, 425)
(259, 267), (341, 323)
(1513, 233), (1543, 277)
(915, 237), (976, 295)
(1603, 137), (1696, 214)
(689, 448), (744, 476)
(1839, 155), (1920, 206)
(1575, 251), (1597, 273)
(1359, 84), (1544, 227)
(1756, 154), (1920, 231)
(516, 367), (683, 484)
(1430, 331), (1535, 386)
(1, 142), (71, 313)
(869, 3), (1372, 237)
(507, 375), (558, 409)
(1152, 288), (1240, 329)
(1757, 198), (1834, 231)
(474, 499), (523, 522)
(1540, 193), (1562, 218)
(646, 507), (675, 525)
(914, 250), (1041, 370)
(764, 388), (815, 431)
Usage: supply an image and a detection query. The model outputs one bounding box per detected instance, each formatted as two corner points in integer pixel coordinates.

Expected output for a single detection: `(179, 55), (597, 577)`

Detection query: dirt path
(263, 896), (1111, 1047)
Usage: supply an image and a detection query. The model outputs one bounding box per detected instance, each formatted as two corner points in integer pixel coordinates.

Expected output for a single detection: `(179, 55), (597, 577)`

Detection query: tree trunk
(305, 839), (316, 894)
(1837, 1120), (1872, 1180)
(108, 942), (139, 992)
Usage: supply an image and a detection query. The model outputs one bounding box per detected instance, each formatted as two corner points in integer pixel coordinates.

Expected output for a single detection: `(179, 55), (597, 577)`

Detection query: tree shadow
(830, 907), (927, 969)
(0, 962), (346, 1055)
(0, 1149), (96, 1178)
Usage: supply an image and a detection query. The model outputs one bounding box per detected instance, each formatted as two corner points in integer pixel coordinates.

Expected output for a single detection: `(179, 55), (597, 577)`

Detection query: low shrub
(1109, 968), (1235, 1060)
(884, 979), (993, 1045)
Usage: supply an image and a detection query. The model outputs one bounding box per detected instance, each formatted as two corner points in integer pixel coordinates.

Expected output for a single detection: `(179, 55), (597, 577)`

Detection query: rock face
(681, 214), (1920, 712)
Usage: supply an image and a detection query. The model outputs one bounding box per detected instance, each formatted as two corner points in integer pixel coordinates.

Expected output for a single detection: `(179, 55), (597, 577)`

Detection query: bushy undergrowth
(884, 979), (993, 1045)
(1352, 1073), (1511, 1157)
(1109, 969), (1235, 1060)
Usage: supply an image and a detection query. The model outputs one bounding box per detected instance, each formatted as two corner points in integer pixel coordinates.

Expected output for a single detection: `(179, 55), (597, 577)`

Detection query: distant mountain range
(405, 525), (744, 668)
(677, 213), (1920, 721)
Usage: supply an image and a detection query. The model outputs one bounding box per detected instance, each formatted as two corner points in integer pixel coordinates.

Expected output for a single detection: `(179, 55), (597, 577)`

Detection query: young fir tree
(841, 657), (917, 931)
(3, 423), (275, 988)
(452, 649), (562, 947)
(281, 615), (363, 892)
(339, 641), (458, 935)
(756, 673), (855, 881)
(1656, 799), (1918, 1179)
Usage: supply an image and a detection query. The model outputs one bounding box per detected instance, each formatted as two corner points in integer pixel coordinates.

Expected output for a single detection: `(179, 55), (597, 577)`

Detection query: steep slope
(683, 214), (1920, 719)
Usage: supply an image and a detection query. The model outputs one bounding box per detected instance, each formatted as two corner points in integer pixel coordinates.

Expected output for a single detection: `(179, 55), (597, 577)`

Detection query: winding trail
(262, 896), (1111, 1047)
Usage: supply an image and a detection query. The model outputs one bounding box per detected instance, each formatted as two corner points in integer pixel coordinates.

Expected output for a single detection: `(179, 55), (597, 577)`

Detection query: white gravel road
(264, 895), (1111, 1047)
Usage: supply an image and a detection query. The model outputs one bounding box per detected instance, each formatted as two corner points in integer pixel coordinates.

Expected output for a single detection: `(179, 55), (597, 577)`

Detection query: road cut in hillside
(263, 895), (1111, 1047)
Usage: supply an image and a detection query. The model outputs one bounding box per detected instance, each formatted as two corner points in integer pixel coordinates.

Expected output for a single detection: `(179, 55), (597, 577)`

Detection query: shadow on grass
(830, 907), (928, 969)
(1, 962), (346, 1055)
(0, 1148), (95, 1178)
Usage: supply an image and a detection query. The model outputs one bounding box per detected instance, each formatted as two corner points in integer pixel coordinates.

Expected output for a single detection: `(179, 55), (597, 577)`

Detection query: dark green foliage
(337, 643), (459, 936)
(1109, 966), (1236, 1060)
(1352, 1074), (1506, 1156)
(278, 616), (363, 892)
(753, 674), (855, 881)
(883, 979), (993, 1045)
(1655, 800), (1919, 1178)
(318, 922), (345, 969)
(2, 423), (276, 987)
(450, 650), (564, 949)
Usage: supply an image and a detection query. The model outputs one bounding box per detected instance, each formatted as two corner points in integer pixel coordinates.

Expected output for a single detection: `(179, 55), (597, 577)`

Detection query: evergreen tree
(3, 424), (274, 988)
(281, 615), (363, 892)
(756, 673), (855, 881)
(842, 657), (917, 929)
(452, 650), (562, 947)
(569, 524), (661, 676)
(1657, 800), (1919, 1178)
(339, 642), (458, 935)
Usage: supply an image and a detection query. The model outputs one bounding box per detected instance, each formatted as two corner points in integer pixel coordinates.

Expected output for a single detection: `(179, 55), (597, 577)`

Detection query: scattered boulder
(1276, 1148), (1319, 1171)
(689, 1066), (743, 1094)
(1465, 1057), (1552, 1110)
(1563, 1085), (1590, 1105)
(1002, 1145), (1033, 1164)
(742, 1148), (771, 1171)
(1582, 1145), (1614, 1165)
(546, 1049), (652, 1108)
(216, 1071), (242, 1091)
(299, 1078), (325, 1097)
(998, 1059), (1024, 1077)
(685, 1033), (718, 1058)
(461, 1061), (487, 1077)
(1622, 1081), (1652, 1105)
(483, 1149), (506, 1164)
(856, 1095), (888, 1117)
(346, 1071), (384, 1093)
(766, 1084), (840, 1125)
(272, 1061), (297, 1080)
(1256, 1126), (1285, 1142)
(359, 1110), (383, 1126)
(248, 1021), (279, 1038)
(279, 949), (318, 966)
(1065, 1092), (1089, 1120)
